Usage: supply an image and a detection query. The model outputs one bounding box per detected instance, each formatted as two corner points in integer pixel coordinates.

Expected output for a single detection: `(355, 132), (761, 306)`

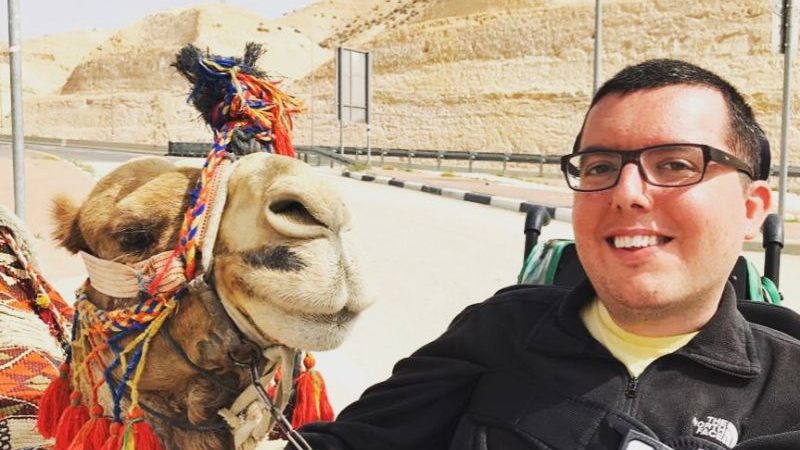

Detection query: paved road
(0, 143), (154, 163)
(311, 171), (800, 411)
(313, 170), (573, 410)
(38, 153), (800, 413)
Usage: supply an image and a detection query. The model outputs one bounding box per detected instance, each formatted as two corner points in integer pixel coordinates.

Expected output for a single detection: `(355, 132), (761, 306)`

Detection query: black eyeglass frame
(560, 143), (755, 193)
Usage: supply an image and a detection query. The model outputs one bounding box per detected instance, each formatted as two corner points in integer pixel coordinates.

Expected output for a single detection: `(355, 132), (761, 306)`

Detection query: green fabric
(518, 239), (572, 285)
(761, 276), (782, 305)
(746, 259), (764, 302)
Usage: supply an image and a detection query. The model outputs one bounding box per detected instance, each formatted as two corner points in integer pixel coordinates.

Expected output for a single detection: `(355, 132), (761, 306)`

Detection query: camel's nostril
(269, 199), (326, 228)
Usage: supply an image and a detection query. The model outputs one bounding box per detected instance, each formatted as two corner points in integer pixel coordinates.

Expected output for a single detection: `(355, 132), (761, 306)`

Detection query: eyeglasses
(561, 143), (754, 192)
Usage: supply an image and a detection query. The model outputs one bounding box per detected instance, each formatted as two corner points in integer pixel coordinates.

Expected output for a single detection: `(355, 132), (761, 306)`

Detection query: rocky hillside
(14, 3), (343, 143)
(290, 0), (797, 166)
(8, 0), (800, 167)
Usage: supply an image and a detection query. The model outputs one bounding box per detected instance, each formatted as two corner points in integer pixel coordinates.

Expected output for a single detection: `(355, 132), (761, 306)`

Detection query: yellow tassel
(36, 292), (51, 308)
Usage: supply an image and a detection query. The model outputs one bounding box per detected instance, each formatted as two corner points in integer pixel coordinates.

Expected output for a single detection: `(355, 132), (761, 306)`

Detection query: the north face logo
(692, 416), (739, 448)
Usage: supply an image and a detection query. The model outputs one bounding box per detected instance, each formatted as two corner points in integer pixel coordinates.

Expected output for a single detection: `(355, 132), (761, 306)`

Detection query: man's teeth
(613, 235), (661, 249)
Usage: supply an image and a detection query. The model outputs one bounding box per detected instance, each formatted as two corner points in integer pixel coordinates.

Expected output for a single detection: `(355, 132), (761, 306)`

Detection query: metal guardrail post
(437, 152), (443, 171)
(469, 152), (475, 172)
(408, 152), (415, 170)
(502, 154), (509, 176)
(380, 151), (386, 167)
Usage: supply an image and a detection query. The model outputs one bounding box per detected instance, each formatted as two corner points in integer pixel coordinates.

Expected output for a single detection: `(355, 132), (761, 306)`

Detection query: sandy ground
(0, 153), (93, 295)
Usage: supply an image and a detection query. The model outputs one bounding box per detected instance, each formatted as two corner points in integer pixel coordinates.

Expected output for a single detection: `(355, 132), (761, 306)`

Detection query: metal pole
(110, 80), (115, 139)
(339, 120), (344, 156)
(308, 35), (315, 150)
(592, 0), (603, 95)
(366, 125), (371, 165)
(366, 52), (372, 165)
(779, 0), (795, 218)
(8, 0), (24, 219)
(336, 47), (344, 155)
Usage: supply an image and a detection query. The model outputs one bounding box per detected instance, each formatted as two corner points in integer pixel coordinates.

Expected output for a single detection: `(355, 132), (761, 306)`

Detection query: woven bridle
(45, 47), (316, 450)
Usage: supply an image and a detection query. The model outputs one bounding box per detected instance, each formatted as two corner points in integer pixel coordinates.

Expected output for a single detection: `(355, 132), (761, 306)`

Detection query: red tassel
(118, 406), (163, 450)
(37, 362), (72, 438)
(267, 366), (282, 400)
(68, 404), (111, 450)
(54, 391), (90, 450)
(271, 122), (295, 157)
(99, 422), (122, 450)
(290, 353), (334, 429)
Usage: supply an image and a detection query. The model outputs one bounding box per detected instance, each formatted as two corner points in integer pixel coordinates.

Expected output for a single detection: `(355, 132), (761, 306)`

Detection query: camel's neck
(78, 283), (253, 450)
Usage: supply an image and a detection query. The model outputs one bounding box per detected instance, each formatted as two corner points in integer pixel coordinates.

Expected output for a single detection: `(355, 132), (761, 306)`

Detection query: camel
(40, 44), (372, 450)
(0, 204), (72, 449)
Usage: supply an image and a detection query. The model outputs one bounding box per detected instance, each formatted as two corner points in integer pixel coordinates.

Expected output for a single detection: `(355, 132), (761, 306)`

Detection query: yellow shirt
(580, 298), (699, 377)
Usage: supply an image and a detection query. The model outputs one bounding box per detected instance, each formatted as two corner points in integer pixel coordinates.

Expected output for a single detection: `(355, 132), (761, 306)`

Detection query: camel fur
(51, 153), (370, 450)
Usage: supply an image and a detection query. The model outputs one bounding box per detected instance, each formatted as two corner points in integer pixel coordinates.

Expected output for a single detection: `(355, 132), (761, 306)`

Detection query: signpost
(336, 47), (372, 163)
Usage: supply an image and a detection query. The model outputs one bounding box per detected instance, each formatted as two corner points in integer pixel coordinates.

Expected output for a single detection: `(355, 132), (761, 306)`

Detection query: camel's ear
(51, 195), (88, 254)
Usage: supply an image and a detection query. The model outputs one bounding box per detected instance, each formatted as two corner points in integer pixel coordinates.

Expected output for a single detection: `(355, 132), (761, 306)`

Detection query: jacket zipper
(623, 376), (639, 414)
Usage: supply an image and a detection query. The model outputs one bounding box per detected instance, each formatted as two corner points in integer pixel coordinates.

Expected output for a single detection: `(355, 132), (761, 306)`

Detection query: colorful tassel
(55, 391), (90, 450)
(267, 366), (282, 400)
(100, 421), (122, 450)
(271, 122), (295, 157)
(118, 406), (163, 450)
(290, 353), (334, 429)
(68, 404), (111, 450)
(37, 362), (73, 438)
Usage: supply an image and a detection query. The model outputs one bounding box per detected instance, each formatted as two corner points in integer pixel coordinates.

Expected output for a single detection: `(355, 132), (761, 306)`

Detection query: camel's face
(53, 154), (370, 351)
(214, 153), (370, 350)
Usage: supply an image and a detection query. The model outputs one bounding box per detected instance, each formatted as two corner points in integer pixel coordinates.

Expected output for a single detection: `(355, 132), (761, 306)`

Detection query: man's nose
(610, 162), (652, 211)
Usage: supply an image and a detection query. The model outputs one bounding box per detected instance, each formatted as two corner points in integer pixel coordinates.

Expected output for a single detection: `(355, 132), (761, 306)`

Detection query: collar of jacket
(524, 279), (761, 379)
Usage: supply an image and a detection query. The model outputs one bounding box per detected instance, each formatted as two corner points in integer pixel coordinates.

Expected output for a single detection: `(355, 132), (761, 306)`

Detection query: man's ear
(744, 180), (772, 240)
(51, 195), (88, 254)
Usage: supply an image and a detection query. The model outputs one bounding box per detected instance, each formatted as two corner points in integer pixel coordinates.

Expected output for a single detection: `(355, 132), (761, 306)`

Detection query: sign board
(336, 47), (371, 124)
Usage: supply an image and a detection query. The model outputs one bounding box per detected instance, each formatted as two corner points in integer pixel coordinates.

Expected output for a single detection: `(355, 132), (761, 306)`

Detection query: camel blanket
(0, 206), (72, 450)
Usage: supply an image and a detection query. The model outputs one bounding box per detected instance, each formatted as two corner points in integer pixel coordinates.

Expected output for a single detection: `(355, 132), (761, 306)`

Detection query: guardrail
(167, 142), (563, 174)
(169, 142), (800, 178)
(0, 134), (165, 154)
(13, 138), (791, 179)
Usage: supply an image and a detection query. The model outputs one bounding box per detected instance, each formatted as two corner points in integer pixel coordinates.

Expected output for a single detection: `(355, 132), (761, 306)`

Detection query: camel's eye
(118, 230), (156, 252)
(114, 222), (161, 253)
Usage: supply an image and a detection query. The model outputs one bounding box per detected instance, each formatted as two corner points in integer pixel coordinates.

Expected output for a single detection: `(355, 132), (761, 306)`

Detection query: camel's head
(213, 152), (370, 350)
(53, 153), (370, 351)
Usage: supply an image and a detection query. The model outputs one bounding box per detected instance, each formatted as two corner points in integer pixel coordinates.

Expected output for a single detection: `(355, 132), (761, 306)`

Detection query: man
(294, 60), (800, 449)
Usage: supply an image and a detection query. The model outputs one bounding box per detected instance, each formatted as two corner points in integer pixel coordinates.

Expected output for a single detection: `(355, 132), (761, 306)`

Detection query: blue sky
(0, 0), (314, 38)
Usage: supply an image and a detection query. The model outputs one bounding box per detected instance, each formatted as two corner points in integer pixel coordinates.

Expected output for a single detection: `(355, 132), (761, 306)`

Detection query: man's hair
(572, 59), (770, 180)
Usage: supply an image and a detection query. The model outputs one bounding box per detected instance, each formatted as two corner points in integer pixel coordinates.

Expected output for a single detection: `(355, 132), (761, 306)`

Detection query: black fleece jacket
(296, 281), (800, 449)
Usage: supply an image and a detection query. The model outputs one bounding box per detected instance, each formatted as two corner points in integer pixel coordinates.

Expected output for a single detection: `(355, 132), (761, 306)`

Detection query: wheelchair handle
(524, 206), (551, 262)
(762, 213), (783, 288)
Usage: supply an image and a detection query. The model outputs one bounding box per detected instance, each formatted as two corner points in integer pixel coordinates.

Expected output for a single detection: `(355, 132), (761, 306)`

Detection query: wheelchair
(517, 204), (800, 340)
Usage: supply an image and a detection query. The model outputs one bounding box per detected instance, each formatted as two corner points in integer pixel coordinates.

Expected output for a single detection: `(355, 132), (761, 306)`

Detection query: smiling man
(293, 60), (800, 450)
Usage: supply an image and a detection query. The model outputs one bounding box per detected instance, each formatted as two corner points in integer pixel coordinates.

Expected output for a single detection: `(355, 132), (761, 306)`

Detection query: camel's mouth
(300, 307), (358, 327)
(214, 251), (368, 351)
